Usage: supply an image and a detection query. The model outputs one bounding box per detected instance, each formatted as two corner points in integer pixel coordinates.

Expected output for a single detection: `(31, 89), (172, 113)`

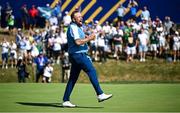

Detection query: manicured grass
(0, 83), (180, 112)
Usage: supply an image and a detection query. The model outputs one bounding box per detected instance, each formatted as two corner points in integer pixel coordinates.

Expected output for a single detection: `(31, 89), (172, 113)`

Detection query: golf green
(0, 83), (180, 112)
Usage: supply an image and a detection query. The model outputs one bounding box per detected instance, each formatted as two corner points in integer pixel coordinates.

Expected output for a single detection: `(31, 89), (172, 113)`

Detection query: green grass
(0, 59), (180, 83)
(0, 83), (180, 112)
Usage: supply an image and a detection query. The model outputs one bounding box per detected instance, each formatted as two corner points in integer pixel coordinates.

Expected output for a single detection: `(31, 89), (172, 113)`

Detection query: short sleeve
(70, 24), (80, 40)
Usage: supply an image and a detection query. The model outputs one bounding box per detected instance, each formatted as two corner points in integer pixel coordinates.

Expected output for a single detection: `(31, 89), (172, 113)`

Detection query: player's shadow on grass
(16, 102), (104, 109)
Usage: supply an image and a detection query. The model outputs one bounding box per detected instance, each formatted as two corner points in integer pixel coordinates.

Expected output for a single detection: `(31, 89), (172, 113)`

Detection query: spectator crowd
(0, 0), (179, 83)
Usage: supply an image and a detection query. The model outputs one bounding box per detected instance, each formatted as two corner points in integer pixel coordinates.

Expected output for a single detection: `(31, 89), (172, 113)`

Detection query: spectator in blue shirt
(52, 1), (62, 24)
(33, 51), (48, 83)
(128, 0), (138, 20)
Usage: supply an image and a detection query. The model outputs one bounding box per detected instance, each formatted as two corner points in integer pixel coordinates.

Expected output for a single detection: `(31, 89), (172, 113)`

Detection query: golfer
(62, 10), (112, 107)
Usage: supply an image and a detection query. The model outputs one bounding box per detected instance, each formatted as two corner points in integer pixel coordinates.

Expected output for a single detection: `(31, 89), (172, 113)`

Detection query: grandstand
(0, 0), (180, 27)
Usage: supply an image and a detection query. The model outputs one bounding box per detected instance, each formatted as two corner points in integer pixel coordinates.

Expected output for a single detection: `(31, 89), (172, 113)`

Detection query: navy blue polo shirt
(34, 55), (48, 71)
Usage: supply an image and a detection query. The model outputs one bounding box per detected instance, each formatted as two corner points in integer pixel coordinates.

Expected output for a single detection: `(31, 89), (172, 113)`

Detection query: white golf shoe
(97, 93), (113, 102)
(62, 101), (76, 107)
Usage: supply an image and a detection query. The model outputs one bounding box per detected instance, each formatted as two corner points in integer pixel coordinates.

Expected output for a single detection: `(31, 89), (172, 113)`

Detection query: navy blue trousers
(63, 53), (103, 101)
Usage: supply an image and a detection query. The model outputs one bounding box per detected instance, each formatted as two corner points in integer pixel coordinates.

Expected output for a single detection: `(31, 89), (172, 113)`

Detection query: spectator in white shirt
(24, 37), (32, 64)
(43, 61), (53, 83)
(140, 19), (150, 31)
(173, 31), (180, 62)
(49, 15), (58, 26)
(60, 28), (68, 52)
(138, 29), (149, 62)
(31, 41), (39, 58)
(97, 32), (106, 63)
(10, 41), (17, 68)
(164, 16), (173, 35)
(102, 21), (111, 34)
(141, 6), (150, 21)
(1, 38), (10, 69)
(47, 34), (54, 59)
(94, 21), (102, 32)
(158, 31), (165, 57)
(19, 37), (27, 58)
(50, 23), (58, 32)
(63, 11), (71, 27)
(53, 34), (61, 64)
